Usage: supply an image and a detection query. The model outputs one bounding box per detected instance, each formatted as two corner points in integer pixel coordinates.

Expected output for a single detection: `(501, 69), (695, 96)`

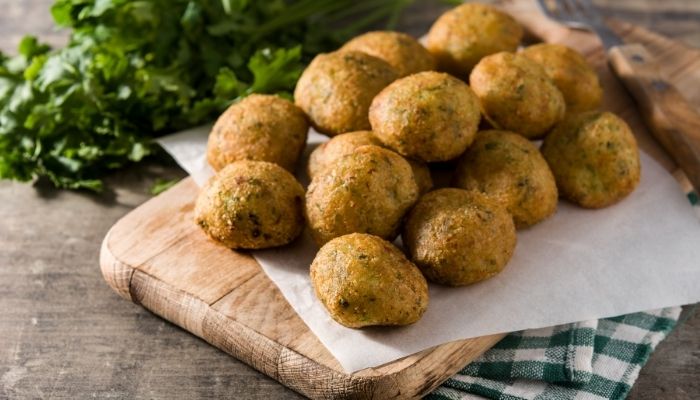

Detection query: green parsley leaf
(1, 0), (415, 192)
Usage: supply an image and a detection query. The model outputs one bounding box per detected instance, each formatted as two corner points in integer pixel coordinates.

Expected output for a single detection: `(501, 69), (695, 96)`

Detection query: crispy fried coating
(521, 43), (602, 113)
(294, 51), (397, 136)
(307, 130), (432, 193)
(403, 188), (516, 286)
(426, 3), (523, 78)
(207, 94), (309, 172)
(541, 111), (640, 208)
(306, 145), (419, 245)
(310, 233), (429, 328)
(194, 161), (305, 249)
(470, 52), (566, 139)
(370, 71), (481, 162)
(453, 130), (558, 228)
(341, 31), (436, 77)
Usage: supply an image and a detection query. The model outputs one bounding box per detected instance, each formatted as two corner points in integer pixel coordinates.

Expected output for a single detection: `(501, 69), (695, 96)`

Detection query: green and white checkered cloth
(429, 308), (682, 400)
(429, 187), (698, 400)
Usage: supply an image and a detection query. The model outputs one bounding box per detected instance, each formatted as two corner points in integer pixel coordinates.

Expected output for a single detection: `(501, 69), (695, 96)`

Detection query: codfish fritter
(470, 52), (566, 139)
(426, 3), (523, 78)
(541, 111), (640, 208)
(307, 130), (432, 194)
(310, 233), (429, 328)
(194, 161), (305, 249)
(403, 188), (516, 286)
(370, 71), (481, 162)
(294, 51), (397, 136)
(341, 31), (435, 77)
(306, 145), (419, 245)
(453, 130), (558, 228)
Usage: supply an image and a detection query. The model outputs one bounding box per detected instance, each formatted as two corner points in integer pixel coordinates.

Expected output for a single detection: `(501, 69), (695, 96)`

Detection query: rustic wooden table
(1, 1), (698, 399)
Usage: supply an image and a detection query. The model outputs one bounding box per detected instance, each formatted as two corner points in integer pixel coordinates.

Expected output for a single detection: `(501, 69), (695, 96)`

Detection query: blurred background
(2, 0), (699, 54)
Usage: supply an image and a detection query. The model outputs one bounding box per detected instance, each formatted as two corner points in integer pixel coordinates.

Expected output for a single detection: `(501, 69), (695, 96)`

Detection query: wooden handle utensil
(609, 44), (700, 192)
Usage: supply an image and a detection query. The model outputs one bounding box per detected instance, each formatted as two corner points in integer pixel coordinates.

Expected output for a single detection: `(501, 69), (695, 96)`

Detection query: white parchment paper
(158, 125), (700, 373)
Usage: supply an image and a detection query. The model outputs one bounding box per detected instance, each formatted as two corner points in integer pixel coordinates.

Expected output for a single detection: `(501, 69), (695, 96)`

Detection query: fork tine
(559, 0), (584, 21)
(537, 0), (624, 48)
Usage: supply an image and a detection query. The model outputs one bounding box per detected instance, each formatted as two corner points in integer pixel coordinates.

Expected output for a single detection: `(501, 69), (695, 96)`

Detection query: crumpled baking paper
(157, 125), (700, 373)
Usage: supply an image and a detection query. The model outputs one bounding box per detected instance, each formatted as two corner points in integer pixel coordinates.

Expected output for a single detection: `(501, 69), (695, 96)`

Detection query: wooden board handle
(608, 44), (700, 192)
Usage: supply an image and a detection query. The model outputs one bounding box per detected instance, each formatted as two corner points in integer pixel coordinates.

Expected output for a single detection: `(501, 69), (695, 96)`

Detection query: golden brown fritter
(194, 161), (305, 249)
(306, 145), (419, 246)
(310, 233), (429, 328)
(470, 52), (566, 139)
(307, 131), (383, 179)
(407, 159), (434, 195)
(206, 94), (308, 172)
(307, 130), (432, 193)
(453, 130), (558, 228)
(403, 188), (516, 286)
(294, 51), (397, 136)
(426, 3), (523, 78)
(340, 31), (436, 77)
(541, 111), (641, 208)
(369, 71), (481, 162)
(520, 43), (602, 113)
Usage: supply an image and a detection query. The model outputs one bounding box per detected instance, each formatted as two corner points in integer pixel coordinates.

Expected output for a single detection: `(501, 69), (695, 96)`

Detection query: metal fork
(537, 0), (622, 49)
(537, 0), (700, 192)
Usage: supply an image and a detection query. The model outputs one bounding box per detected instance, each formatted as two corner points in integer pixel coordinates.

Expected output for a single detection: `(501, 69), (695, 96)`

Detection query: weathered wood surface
(1, 1), (699, 399)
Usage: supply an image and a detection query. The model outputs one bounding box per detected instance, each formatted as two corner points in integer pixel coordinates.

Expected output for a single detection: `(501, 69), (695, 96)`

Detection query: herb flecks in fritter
(541, 111), (641, 208)
(426, 3), (523, 78)
(521, 43), (602, 113)
(370, 71), (481, 162)
(194, 161), (305, 249)
(403, 188), (517, 286)
(207, 94), (308, 172)
(470, 52), (566, 139)
(341, 31), (435, 78)
(306, 145), (418, 246)
(307, 130), (432, 194)
(453, 130), (558, 228)
(311, 233), (429, 328)
(294, 51), (397, 136)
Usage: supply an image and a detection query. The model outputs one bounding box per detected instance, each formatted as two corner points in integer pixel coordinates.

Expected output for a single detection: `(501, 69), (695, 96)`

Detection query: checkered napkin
(429, 187), (698, 400)
(429, 308), (682, 400)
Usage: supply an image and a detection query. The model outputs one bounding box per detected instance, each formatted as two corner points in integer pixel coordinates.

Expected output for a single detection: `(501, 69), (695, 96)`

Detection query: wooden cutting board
(99, 1), (700, 398)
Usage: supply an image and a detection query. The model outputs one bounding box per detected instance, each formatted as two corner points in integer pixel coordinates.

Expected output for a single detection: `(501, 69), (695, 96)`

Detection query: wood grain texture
(608, 44), (700, 191)
(101, 177), (505, 399)
(1, 1), (699, 399)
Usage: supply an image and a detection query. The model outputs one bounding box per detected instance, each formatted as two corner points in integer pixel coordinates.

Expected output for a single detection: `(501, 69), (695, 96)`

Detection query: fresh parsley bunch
(0, 0), (414, 191)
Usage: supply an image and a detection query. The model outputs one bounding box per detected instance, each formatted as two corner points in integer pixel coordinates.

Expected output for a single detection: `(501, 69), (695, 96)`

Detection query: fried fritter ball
(340, 31), (436, 77)
(306, 145), (419, 246)
(206, 94), (309, 172)
(407, 159), (434, 195)
(310, 233), (429, 328)
(294, 51), (397, 136)
(470, 52), (566, 139)
(453, 130), (558, 228)
(194, 161), (305, 249)
(307, 130), (433, 193)
(426, 3), (523, 78)
(520, 43), (603, 113)
(541, 111), (641, 208)
(307, 131), (384, 179)
(369, 71), (481, 162)
(403, 188), (516, 286)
